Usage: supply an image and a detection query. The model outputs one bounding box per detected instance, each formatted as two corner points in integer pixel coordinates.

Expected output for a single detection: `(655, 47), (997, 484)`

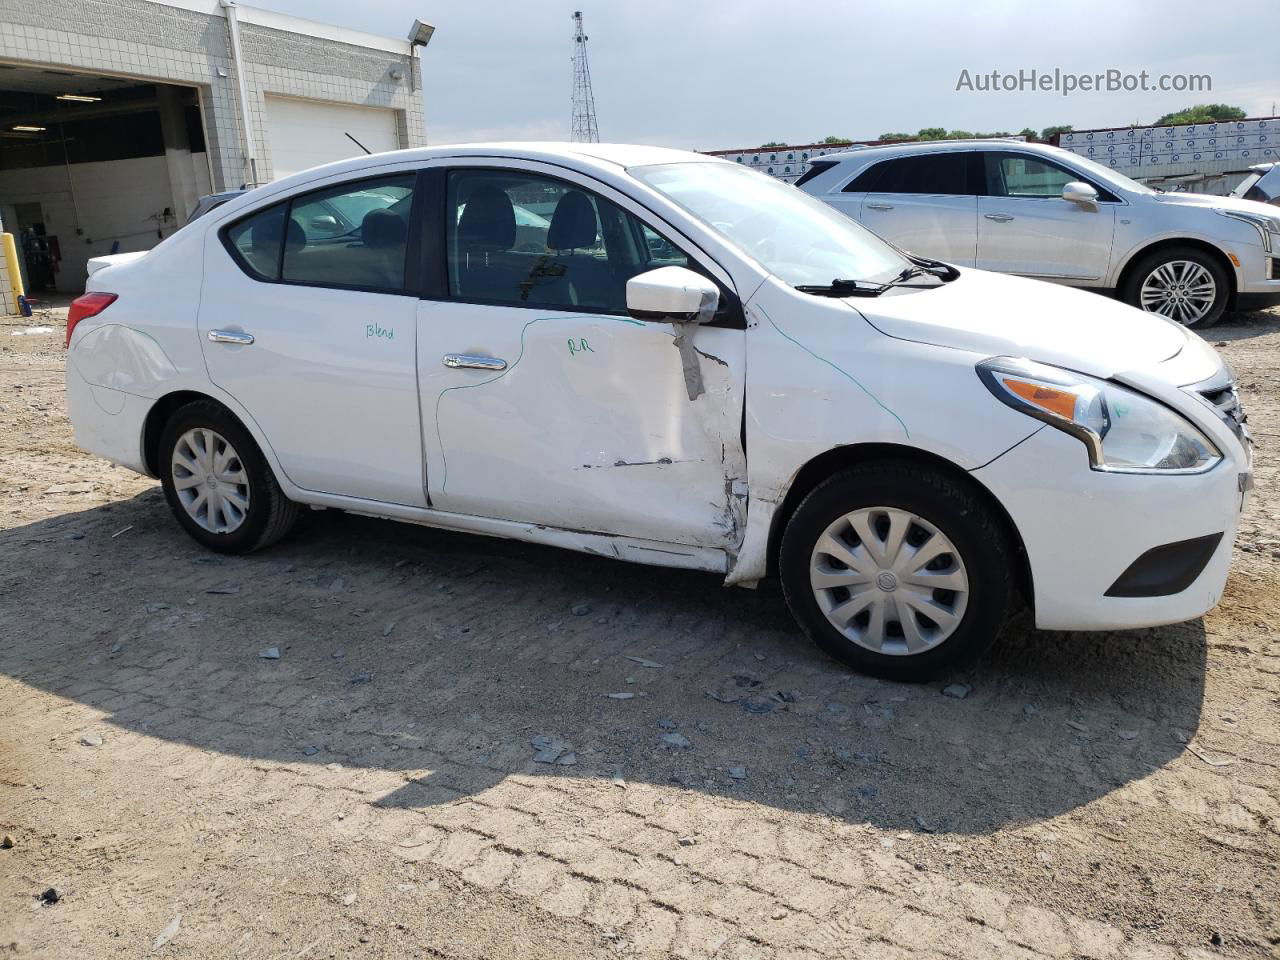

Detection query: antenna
(570, 11), (600, 143)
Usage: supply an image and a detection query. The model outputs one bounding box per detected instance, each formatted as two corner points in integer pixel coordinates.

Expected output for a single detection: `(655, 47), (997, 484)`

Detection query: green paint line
(755, 304), (910, 439)
(435, 313), (646, 492)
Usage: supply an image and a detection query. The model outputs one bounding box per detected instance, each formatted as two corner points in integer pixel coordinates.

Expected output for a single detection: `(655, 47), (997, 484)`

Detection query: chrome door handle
(866, 202), (894, 211)
(443, 354), (507, 371)
(208, 329), (255, 345)
(984, 213), (1015, 223)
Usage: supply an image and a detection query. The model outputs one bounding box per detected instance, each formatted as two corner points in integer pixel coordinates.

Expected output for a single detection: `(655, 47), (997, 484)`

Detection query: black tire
(1121, 245), (1229, 328)
(158, 400), (300, 554)
(778, 461), (1014, 681)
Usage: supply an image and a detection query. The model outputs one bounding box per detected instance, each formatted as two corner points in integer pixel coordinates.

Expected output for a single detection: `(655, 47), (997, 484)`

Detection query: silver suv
(797, 140), (1280, 327)
(1233, 162), (1280, 207)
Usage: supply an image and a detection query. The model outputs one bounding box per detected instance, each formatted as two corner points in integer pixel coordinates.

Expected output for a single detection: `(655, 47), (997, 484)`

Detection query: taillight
(65, 292), (118, 347)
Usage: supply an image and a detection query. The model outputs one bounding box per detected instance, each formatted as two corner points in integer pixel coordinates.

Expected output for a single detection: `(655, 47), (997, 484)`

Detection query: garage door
(263, 96), (400, 180)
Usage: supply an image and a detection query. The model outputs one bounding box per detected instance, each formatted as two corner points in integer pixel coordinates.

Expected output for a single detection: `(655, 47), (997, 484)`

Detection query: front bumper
(1233, 245), (1280, 310)
(1234, 289), (1280, 312)
(972, 425), (1245, 631)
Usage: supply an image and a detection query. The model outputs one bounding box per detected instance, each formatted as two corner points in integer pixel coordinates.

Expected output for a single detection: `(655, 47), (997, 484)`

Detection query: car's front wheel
(779, 462), (1015, 680)
(1122, 246), (1228, 328)
(159, 400), (300, 553)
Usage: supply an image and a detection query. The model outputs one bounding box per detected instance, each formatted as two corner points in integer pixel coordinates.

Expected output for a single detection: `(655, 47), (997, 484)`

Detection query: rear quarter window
(225, 203), (287, 280)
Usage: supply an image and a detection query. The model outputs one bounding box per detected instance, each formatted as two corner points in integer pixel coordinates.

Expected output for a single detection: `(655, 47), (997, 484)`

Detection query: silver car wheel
(809, 507), (970, 656)
(171, 427), (250, 534)
(1139, 260), (1217, 326)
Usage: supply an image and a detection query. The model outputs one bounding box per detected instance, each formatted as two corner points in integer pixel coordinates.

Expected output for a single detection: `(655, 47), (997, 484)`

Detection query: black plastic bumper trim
(1104, 533), (1224, 598)
(1234, 291), (1280, 312)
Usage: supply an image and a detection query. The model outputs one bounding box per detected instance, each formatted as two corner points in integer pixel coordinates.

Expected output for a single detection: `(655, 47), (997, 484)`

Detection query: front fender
(726, 280), (1039, 585)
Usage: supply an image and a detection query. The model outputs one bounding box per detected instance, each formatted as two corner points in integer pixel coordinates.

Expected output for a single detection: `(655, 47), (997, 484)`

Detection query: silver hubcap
(171, 428), (250, 534)
(809, 507), (969, 656)
(1139, 260), (1216, 326)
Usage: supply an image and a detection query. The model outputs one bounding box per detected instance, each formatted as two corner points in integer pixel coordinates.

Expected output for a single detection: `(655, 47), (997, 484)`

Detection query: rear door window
(849, 153), (973, 195)
(225, 203), (287, 280)
(223, 174), (417, 292)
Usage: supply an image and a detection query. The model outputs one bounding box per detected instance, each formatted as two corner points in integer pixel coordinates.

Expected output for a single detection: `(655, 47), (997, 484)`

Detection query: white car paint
(800, 140), (1280, 317)
(67, 142), (1250, 640)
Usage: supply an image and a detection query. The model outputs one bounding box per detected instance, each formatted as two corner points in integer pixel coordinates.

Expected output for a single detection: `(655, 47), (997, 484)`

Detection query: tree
(821, 136), (851, 144)
(1018, 128), (1038, 140)
(877, 132), (916, 142)
(1154, 104), (1246, 126)
(1041, 124), (1073, 141)
(760, 141), (787, 149)
(945, 130), (975, 139)
(916, 127), (948, 140)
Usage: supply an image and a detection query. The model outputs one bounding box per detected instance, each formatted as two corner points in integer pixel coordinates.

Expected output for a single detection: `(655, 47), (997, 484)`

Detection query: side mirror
(1062, 181), (1099, 206)
(309, 214), (341, 231)
(626, 266), (719, 322)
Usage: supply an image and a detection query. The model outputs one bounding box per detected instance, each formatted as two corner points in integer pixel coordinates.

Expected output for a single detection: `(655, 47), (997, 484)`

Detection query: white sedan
(65, 143), (1251, 679)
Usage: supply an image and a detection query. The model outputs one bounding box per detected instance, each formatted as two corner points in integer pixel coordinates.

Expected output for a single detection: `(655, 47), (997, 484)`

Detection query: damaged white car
(66, 143), (1250, 679)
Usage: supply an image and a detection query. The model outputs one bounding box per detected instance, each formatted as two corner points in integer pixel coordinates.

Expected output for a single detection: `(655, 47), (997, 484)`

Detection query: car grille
(1192, 374), (1250, 447)
(1270, 257), (1280, 280)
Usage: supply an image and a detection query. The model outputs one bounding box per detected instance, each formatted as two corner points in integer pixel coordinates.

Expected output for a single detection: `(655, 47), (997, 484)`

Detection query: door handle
(866, 202), (894, 211)
(443, 354), (507, 371)
(208, 329), (255, 345)
(984, 213), (1015, 223)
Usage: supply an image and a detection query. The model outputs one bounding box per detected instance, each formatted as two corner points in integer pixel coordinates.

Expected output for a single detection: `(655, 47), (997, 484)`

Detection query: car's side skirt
(299, 492), (730, 574)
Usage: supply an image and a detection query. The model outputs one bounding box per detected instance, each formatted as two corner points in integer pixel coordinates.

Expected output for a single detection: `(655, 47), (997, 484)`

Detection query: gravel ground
(1, 302), (1278, 959)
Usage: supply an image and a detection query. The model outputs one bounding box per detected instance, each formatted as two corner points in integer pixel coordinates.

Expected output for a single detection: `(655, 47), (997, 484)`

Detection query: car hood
(1153, 191), (1280, 220)
(854, 267), (1213, 383)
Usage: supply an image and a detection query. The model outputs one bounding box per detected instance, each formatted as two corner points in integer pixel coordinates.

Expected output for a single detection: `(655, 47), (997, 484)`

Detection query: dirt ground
(1, 299), (1278, 960)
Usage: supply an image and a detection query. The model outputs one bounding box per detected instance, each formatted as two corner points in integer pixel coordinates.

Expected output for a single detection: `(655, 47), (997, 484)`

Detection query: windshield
(629, 162), (910, 287)
(1234, 166), (1280, 205)
(1059, 151), (1156, 196)
(1232, 173), (1262, 198)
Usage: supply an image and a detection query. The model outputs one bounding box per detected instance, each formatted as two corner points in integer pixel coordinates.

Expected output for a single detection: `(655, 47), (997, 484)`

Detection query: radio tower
(570, 11), (600, 142)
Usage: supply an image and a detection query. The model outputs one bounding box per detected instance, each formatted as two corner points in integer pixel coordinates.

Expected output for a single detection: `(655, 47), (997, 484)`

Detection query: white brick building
(0, 0), (430, 293)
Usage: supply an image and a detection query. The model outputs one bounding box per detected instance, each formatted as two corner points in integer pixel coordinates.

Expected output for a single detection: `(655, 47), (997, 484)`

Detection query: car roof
(204, 143), (729, 226)
(271, 141), (724, 186)
(816, 139), (1060, 164)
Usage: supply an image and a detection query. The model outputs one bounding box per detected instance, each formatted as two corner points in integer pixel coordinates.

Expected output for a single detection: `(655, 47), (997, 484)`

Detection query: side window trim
(423, 164), (745, 329)
(218, 171), (424, 295)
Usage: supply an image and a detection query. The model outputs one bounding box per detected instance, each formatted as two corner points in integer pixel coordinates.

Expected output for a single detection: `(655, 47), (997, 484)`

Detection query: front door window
(444, 169), (687, 313)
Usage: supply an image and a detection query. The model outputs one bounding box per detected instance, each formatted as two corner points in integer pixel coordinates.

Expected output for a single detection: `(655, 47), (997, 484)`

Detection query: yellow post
(1, 233), (23, 299)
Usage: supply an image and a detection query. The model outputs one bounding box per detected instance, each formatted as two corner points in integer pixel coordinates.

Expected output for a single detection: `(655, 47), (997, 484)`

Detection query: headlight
(1216, 208), (1280, 253)
(977, 358), (1222, 474)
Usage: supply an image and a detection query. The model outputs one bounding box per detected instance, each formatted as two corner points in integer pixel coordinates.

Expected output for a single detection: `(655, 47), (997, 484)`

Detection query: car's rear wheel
(159, 400), (300, 553)
(1122, 246), (1228, 328)
(779, 462), (1014, 680)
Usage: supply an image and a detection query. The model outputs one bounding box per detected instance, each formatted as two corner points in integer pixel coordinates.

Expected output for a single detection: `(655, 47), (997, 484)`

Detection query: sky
(257, 0), (1280, 150)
